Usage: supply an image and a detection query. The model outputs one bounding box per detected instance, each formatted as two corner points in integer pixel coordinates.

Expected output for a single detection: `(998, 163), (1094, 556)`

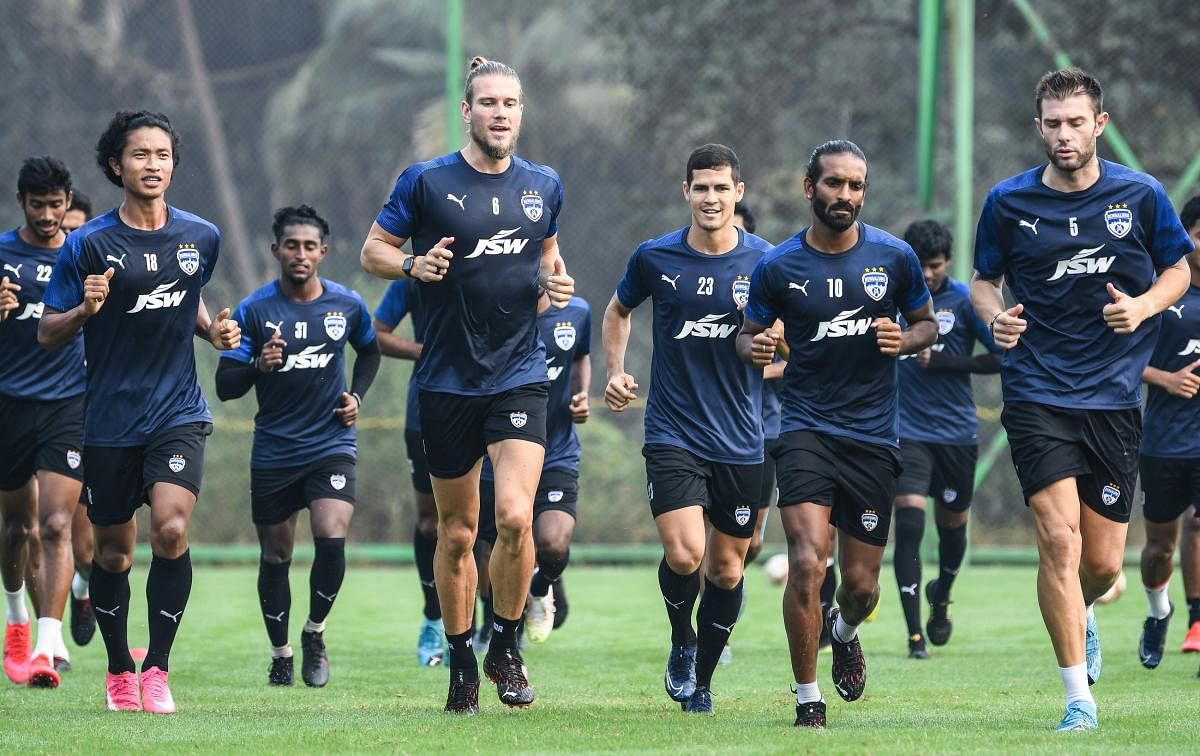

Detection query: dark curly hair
(903, 219), (953, 263)
(17, 155), (72, 198)
(95, 110), (180, 188)
(272, 204), (330, 242)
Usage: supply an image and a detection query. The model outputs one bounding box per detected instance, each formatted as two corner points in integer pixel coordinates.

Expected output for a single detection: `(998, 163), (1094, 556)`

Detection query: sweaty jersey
(898, 277), (998, 445)
(617, 226), (770, 465)
(225, 279), (375, 469)
(1142, 284), (1200, 458)
(974, 160), (1192, 409)
(745, 222), (931, 448)
(482, 296), (592, 480)
(43, 207), (220, 445)
(0, 229), (85, 400)
(375, 279), (428, 432)
(375, 151), (563, 396)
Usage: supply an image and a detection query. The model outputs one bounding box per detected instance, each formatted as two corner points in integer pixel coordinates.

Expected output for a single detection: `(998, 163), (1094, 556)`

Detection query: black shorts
(896, 440), (978, 512)
(774, 431), (901, 547)
(1140, 454), (1200, 524)
(478, 467), (579, 545)
(756, 437), (783, 509)
(251, 454), (356, 526)
(1002, 401), (1141, 523)
(0, 393), (84, 490)
(643, 444), (762, 539)
(404, 428), (433, 494)
(84, 422), (211, 526)
(418, 383), (548, 479)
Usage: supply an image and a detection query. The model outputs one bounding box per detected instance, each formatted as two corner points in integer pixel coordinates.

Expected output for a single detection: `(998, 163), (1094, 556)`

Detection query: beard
(470, 121), (518, 160)
(1045, 140), (1095, 173)
(812, 196), (859, 232)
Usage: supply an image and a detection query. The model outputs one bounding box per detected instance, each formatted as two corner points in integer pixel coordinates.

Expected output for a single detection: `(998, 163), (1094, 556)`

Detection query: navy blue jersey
(375, 151), (563, 396)
(482, 296), (591, 480)
(762, 364), (782, 441)
(898, 277), (998, 445)
(745, 223), (931, 448)
(1142, 285), (1200, 458)
(42, 207), (219, 445)
(617, 227), (770, 464)
(225, 279), (375, 469)
(974, 160), (1192, 409)
(375, 279), (428, 432)
(0, 230), (85, 400)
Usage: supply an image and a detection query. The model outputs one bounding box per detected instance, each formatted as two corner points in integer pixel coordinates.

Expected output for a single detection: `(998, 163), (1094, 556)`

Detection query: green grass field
(2, 562), (1198, 753)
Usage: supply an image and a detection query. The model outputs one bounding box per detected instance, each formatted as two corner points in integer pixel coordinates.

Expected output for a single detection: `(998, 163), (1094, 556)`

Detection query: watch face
(403, 256), (415, 275)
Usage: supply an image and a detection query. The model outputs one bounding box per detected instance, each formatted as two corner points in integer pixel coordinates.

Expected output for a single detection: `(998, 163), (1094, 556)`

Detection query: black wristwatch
(401, 255), (416, 278)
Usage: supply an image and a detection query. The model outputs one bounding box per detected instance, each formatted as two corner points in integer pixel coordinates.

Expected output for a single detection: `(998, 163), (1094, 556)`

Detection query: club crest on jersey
(936, 309), (956, 335)
(942, 488), (958, 504)
(1104, 203), (1132, 238)
(554, 322), (576, 351)
(168, 454), (186, 473)
(548, 490), (564, 503)
(1102, 483), (1121, 506)
(521, 189), (544, 222)
(734, 505), (752, 527)
(862, 267), (888, 301)
(177, 243), (200, 276)
(510, 411), (528, 429)
(861, 510), (879, 532)
(66, 449), (81, 470)
(732, 276), (751, 308)
(323, 312), (346, 340)
(329, 473), (347, 491)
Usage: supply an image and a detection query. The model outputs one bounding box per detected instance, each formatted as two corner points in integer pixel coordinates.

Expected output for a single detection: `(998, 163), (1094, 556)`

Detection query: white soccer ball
(1094, 568), (1126, 605)
(764, 553), (789, 586)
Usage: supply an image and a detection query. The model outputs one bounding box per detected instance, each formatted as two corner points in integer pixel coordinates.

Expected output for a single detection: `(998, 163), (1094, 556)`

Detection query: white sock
(71, 572), (89, 600)
(1086, 602), (1095, 624)
(825, 556), (835, 567)
(832, 611), (858, 644)
(33, 617), (62, 659)
(795, 680), (822, 704)
(55, 633), (70, 662)
(1145, 580), (1171, 620)
(4, 585), (28, 624)
(272, 643), (293, 659)
(1059, 662), (1093, 705)
(303, 618), (326, 634)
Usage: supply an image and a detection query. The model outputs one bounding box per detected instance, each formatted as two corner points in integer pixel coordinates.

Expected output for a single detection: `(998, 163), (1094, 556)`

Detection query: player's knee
(150, 519), (189, 557)
(438, 521), (475, 556)
(537, 545), (569, 574)
(0, 514), (34, 544)
(93, 542), (132, 573)
(664, 547), (703, 576)
(1080, 552), (1121, 586)
(417, 516), (439, 540)
(37, 509), (71, 545)
(786, 554), (825, 594)
(494, 505), (532, 541)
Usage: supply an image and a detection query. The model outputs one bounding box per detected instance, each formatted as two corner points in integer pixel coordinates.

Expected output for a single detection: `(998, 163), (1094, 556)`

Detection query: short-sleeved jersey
(1142, 284), (1200, 458)
(42, 207), (220, 446)
(0, 230), (85, 400)
(745, 222), (931, 448)
(617, 226), (770, 465)
(974, 160), (1192, 410)
(898, 277), (999, 445)
(482, 296), (591, 481)
(224, 279), (375, 469)
(375, 151), (563, 396)
(374, 279), (427, 432)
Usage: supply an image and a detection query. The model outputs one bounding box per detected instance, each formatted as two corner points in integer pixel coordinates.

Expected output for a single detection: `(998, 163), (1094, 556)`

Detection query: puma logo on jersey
(278, 344), (333, 372)
(812, 307), (871, 341)
(788, 280), (809, 295)
(265, 320), (283, 334)
(465, 228), (529, 258)
(446, 193), (466, 210)
(674, 313), (737, 339)
(1178, 339), (1200, 356)
(15, 301), (44, 320)
(661, 274), (680, 290)
(1019, 218), (1040, 235)
(127, 280), (187, 313)
(2, 263), (20, 277)
(106, 253), (127, 270)
(159, 609), (184, 624)
(1047, 244), (1114, 281)
(546, 356), (564, 382)
(1168, 304), (1185, 319)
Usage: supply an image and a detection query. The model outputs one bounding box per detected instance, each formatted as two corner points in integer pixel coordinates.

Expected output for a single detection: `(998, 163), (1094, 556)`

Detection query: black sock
(89, 561), (135, 674)
(658, 558), (700, 646)
(490, 613), (521, 652)
(936, 523), (968, 602)
(258, 559), (291, 648)
(819, 559), (837, 615)
(1187, 596), (1200, 626)
(446, 630), (477, 678)
(144, 550), (192, 672)
(694, 577), (742, 689)
(893, 507), (924, 637)
(414, 526), (441, 621)
(480, 592), (494, 633)
(530, 548), (569, 598)
(309, 538), (345, 625)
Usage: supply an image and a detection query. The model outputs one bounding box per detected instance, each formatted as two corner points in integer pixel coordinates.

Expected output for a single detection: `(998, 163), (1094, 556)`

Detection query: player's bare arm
(372, 318), (421, 360)
(877, 299), (937, 357)
(37, 267), (114, 347)
(0, 275), (20, 321)
(1103, 258), (1190, 334)
(569, 353), (590, 423)
(735, 317), (781, 368)
(602, 293), (638, 411)
(538, 235), (574, 308)
(1143, 360), (1200, 400)
(970, 271), (1026, 350)
(195, 294), (241, 350)
(359, 222), (451, 282)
